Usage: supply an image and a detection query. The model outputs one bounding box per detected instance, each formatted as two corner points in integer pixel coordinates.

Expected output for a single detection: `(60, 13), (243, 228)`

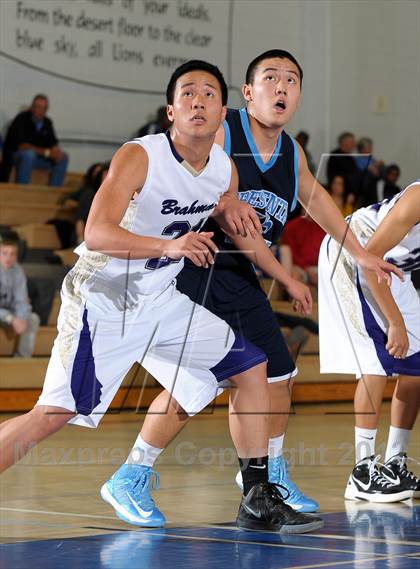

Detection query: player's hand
(12, 317), (28, 335)
(216, 198), (262, 238)
(358, 251), (404, 285)
(165, 231), (218, 268)
(386, 322), (409, 359)
(286, 278), (313, 315)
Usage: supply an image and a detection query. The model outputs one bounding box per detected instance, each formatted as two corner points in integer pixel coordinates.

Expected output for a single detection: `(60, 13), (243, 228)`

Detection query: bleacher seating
(14, 224), (61, 249)
(0, 183), (74, 226)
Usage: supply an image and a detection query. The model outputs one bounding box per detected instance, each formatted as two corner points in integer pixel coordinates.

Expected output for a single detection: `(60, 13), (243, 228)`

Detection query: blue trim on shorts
(356, 273), (420, 376)
(71, 308), (103, 415)
(210, 331), (267, 382)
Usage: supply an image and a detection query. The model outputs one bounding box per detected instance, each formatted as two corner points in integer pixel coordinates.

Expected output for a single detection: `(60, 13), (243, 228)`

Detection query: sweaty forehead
(256, 57), (299, 75)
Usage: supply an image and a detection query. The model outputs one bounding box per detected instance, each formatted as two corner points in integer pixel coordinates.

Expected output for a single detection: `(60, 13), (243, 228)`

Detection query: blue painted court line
(1, 506), (419, 569)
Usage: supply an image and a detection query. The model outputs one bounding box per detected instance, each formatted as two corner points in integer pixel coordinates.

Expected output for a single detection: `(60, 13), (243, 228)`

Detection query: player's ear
(166, 104), (174, 123)
(221, 105), (227, 122)
(242, 83), (252, 102)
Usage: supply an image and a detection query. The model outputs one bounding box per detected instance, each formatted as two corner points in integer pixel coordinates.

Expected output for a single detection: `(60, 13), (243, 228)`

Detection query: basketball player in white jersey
(0, 60), (328, 534)
(319, 180), (420, 502)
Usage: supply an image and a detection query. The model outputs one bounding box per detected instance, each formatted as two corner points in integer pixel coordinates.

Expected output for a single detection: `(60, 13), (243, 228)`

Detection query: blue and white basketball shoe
(101, 464), (166, 527)
(235, 456), (319, 513)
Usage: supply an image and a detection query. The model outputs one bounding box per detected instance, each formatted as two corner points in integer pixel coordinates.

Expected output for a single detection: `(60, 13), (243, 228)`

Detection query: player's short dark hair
(166, 60), (228, 106)
(245, 50), (303, 86)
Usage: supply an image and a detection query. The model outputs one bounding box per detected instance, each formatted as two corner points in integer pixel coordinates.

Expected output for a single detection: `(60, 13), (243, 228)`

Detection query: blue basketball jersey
(202, 107), (299, 270)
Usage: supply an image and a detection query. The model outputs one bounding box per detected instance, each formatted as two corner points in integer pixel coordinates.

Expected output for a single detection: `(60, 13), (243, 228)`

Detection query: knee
(268, 378), (291, 392)
(59, 152), (69, 166)
(30, 405), (74, 434)
(395, 377), (420, 399)
(169, 397), (189, 421)
(28, 312), (40, 329)
(231, 361), (268, 388)
(15, 149), (36, 164)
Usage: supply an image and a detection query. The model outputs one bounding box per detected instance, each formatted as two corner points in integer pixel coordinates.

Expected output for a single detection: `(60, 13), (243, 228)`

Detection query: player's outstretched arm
(85, 144), (167, 260)
(226, 230), (312, 315)
(362, 185), (420, 358)
(295, 143), (403, 284)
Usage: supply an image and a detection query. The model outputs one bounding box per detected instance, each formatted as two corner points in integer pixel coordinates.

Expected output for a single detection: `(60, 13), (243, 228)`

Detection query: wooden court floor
(1, 403), (419, 568)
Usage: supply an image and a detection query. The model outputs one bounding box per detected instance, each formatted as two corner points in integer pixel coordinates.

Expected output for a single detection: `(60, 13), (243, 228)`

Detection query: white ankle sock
(355, 427), (377, 462)
(385, 426), (411, 462)
(269, 434), (285, 459)
(126, 434), (163, 467)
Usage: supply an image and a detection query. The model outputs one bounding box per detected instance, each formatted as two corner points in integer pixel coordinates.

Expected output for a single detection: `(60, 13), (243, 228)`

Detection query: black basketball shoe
(383, 453), (420, 498)
(344, 456), (412, 503)
(236, 482), (324, 534)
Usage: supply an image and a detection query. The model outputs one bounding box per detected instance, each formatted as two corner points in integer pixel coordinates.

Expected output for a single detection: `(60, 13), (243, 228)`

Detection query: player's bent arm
(296, 143), (403, 283)
(362, 186), (420, 331)
(85, 144), (166, 259)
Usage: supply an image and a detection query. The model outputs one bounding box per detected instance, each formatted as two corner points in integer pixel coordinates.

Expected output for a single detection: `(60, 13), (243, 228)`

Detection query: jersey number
(145, 219), (205, 270)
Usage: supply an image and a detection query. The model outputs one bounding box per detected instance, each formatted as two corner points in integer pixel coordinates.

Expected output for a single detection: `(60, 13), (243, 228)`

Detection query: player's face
(243, 58), (301, 128)
(0, 245), (18, 270)
(168, 71), (226, 139)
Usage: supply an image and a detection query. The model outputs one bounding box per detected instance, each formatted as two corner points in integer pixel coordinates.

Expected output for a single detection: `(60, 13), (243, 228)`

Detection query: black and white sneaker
(383, 453), (420, 499)
(236, 482), (324, 534)
(344, 455), (412, 503)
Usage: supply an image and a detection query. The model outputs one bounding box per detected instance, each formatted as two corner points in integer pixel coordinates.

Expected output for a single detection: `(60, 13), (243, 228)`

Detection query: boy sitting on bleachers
(0, 232), (40, 357)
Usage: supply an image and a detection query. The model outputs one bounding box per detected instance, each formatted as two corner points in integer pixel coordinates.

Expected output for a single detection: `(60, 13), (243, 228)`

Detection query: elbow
(83, 222), (97, 250)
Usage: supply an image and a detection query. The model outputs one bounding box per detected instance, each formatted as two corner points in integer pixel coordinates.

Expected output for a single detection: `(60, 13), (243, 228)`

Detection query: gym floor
(1, 403), (419, 568)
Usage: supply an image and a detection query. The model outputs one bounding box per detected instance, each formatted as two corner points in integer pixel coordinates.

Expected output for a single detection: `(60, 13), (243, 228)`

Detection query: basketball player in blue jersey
(103, 50), (403, 526)
(319, 181), (420, 502)
(0, 60), (328, 534)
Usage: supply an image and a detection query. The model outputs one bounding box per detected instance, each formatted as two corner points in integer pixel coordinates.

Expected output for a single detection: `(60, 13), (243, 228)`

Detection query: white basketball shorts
(318, 235), (420, 378)
(37, 277), (266, 427)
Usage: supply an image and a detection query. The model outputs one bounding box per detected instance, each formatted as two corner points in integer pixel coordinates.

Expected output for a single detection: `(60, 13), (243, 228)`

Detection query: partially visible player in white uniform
(0, 60), (327, 534)
(319, 180), (420, 502)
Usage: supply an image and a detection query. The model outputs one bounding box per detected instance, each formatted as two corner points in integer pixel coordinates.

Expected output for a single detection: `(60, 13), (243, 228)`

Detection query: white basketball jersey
(71, 133), (231, 311)
(351, 180), (420, 273)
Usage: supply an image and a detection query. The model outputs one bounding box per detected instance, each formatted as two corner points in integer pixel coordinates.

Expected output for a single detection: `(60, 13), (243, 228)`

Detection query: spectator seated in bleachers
(48, 162), (104, 249)
(327, 175), (355, 217)
(295, 130), (316, 175)
(376, 164), (402, 201)
(354, 137), (385, 206)
(0, 232), (40, 357)
(326, 132), (358, 196)
(355, 137), (384, 179)
(75, 163), (109, 243)
(136, 106), (171, 138)
(59, 162), (103, 208)
(282, 214), (326, 286)
(0, 94), (68, 186)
